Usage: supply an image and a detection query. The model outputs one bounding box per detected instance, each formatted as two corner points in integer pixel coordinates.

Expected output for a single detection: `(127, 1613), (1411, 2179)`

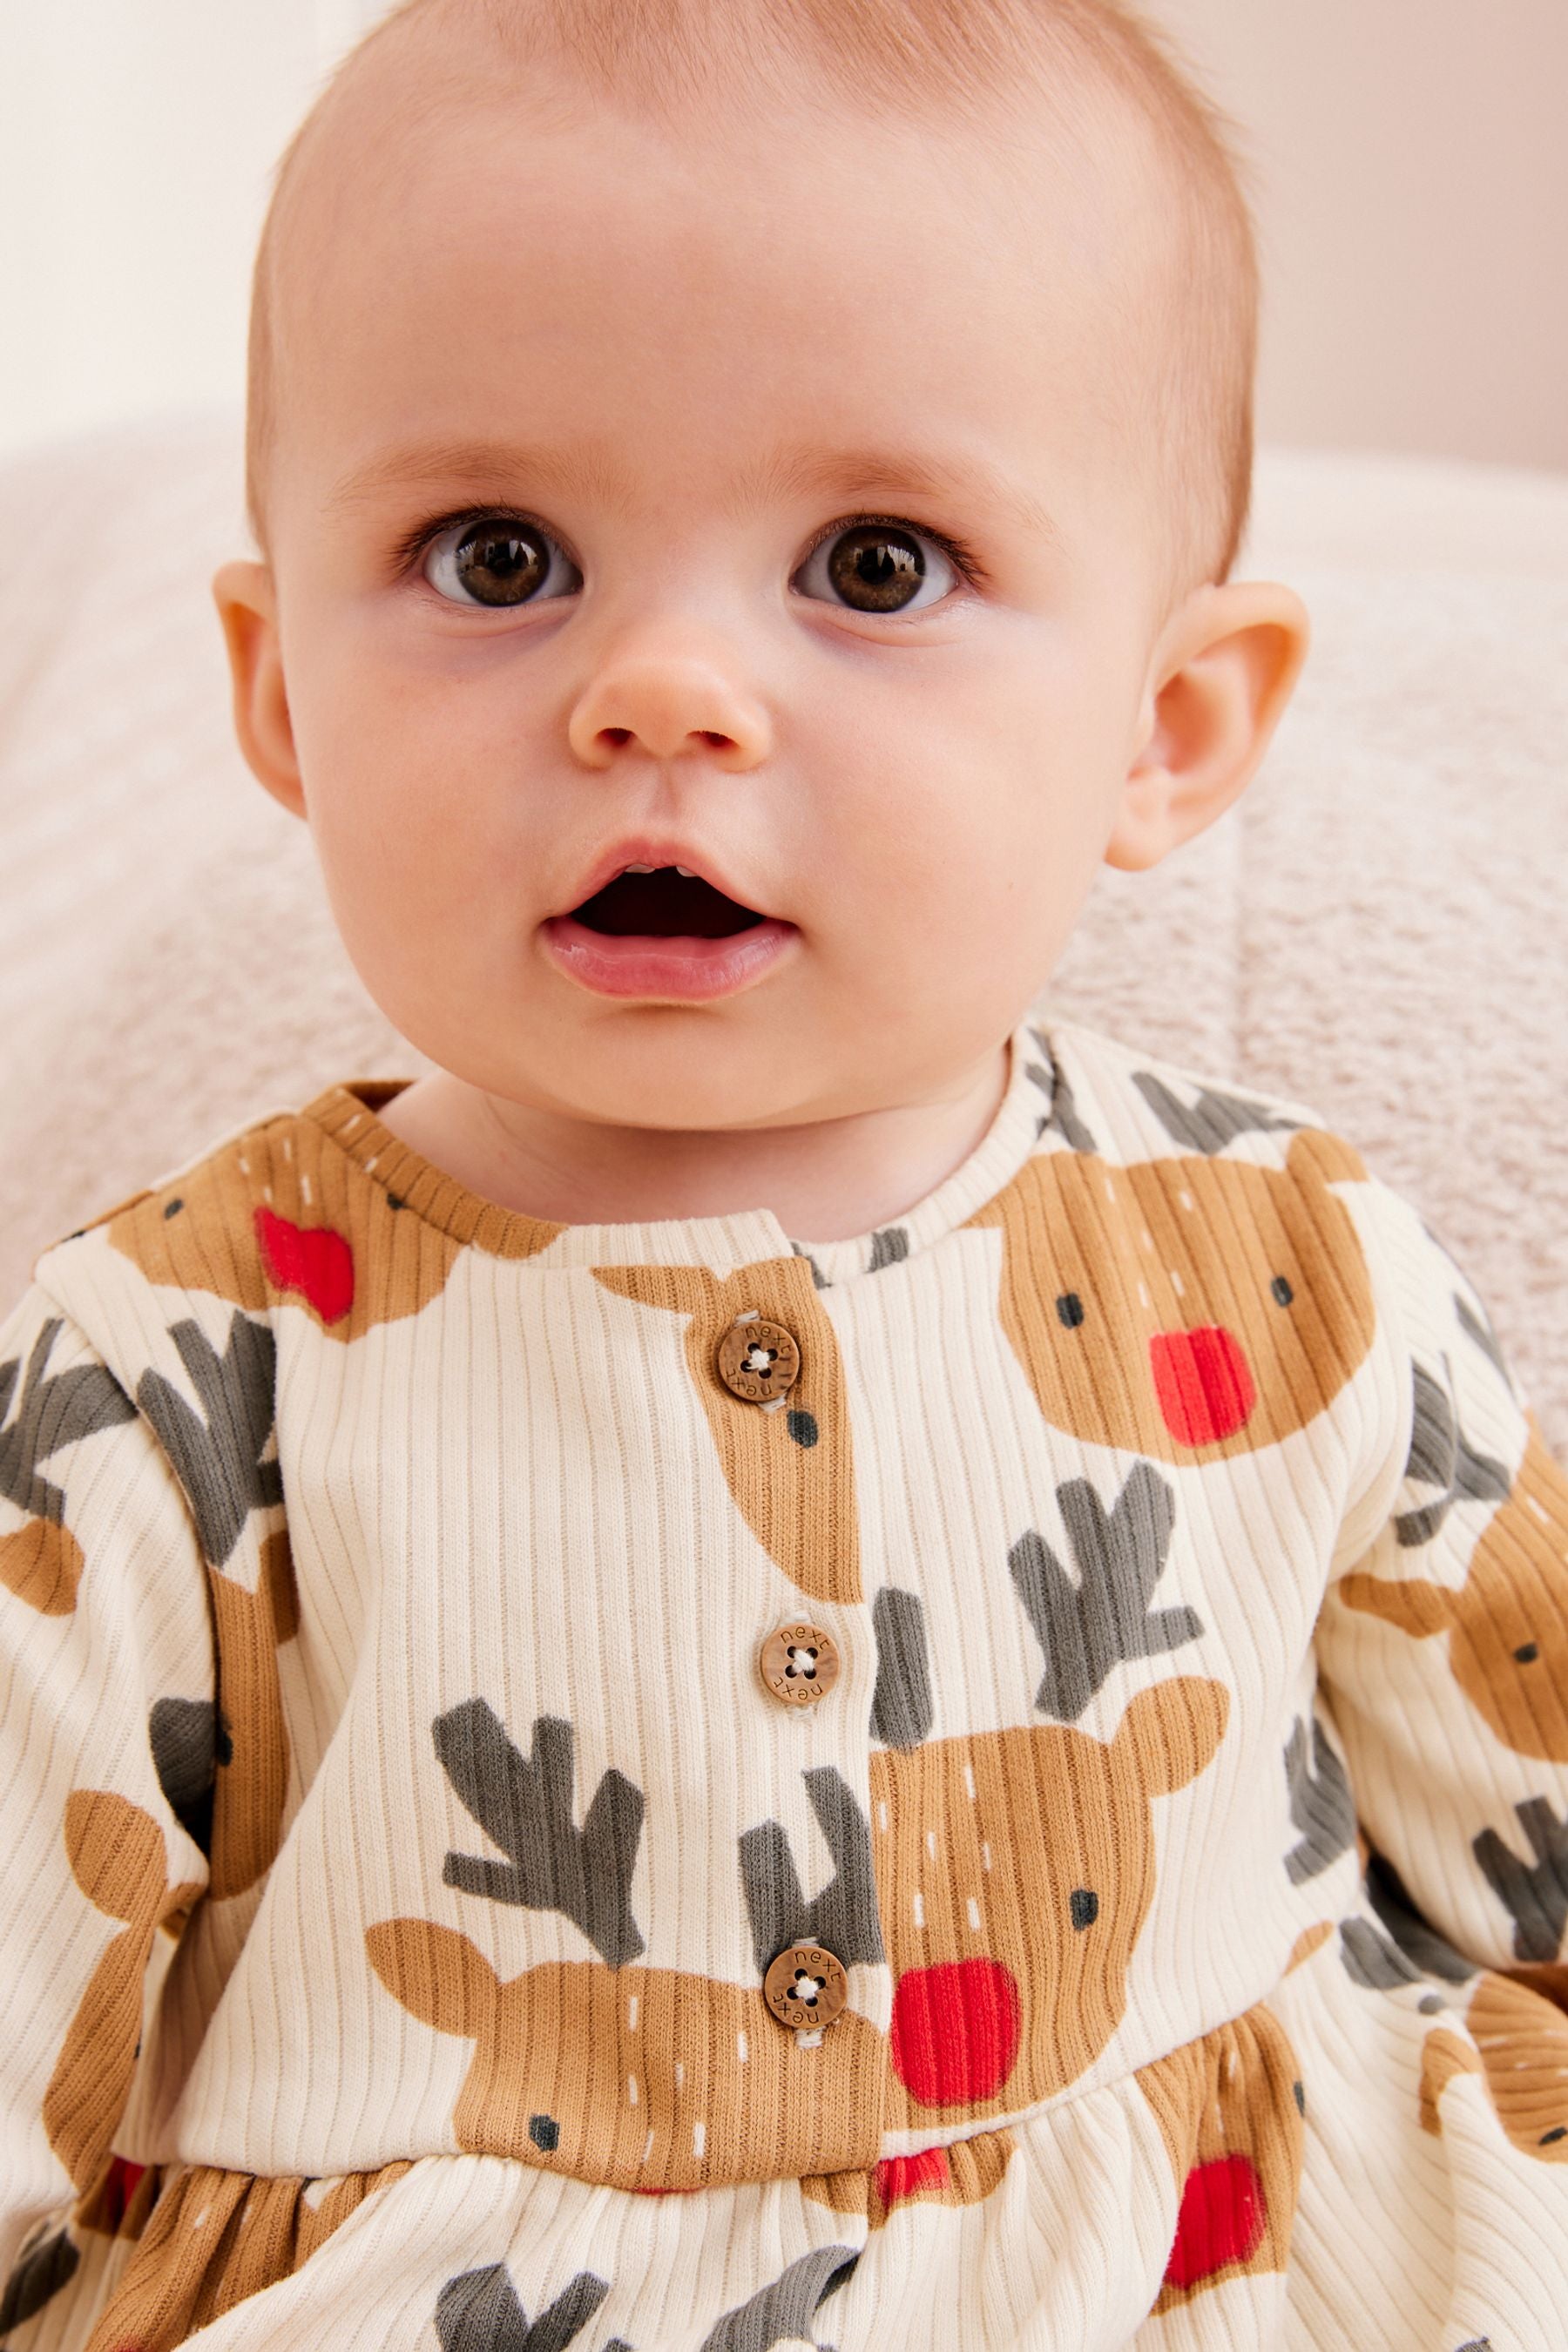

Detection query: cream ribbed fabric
(3, 1014), (1568, 2350)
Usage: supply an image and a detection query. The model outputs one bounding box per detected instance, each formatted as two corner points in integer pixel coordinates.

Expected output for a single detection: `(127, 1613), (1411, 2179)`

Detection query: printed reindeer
(591, 1257), (860, 1605)
(0, 1313), (138, 1615)
(963, 1123), (1376, 1464)
(833, 1470), (1227, 2132)
(365, 1698), (886, 2192)
(1342, 1411), (1568, 1763)
(98, 1113), (496, 1342)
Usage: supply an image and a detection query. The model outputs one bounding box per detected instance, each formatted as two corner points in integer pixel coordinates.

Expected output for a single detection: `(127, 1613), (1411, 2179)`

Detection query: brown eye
(794, 520), (957, 616)
(425, 515), (580, 609)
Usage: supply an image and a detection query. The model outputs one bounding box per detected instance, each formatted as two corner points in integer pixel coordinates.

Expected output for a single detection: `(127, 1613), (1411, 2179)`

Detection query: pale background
(1, 0), (1565, 481)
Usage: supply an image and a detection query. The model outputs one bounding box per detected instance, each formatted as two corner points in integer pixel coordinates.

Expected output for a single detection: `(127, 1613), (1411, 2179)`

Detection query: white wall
(3, 2), (1565, 473)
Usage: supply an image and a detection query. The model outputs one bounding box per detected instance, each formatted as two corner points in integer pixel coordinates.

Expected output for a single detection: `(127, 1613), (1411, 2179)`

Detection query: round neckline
(296, 1017), (1055, 1285)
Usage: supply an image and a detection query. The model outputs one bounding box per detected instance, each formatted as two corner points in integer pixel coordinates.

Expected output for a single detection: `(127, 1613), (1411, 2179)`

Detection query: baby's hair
(246, 0), (1257, 596)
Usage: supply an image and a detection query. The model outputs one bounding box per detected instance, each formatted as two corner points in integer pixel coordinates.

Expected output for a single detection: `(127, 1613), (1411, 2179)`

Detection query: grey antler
(1395, 1356), (1510, 1549)
(700, 2246), (860, 2352)
(1282, 1715), (1355, 1882)
(739, 1767), (885, 1978)
(1131, 1072), (1301, 1155)
(435, 2262), (610, 2352)
(0, 1316), (137, 1526)
(138, 1312), (283, 1565)
(871, 1586), (933, 1750)
(1009, 1461), (1200, 1723)
(435, 1700), (645, 1969)
(1474, 1796), (1568, 1963)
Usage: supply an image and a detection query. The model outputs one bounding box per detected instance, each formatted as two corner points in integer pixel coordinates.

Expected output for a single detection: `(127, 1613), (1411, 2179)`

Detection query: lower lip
(540, 915), (797, 1000)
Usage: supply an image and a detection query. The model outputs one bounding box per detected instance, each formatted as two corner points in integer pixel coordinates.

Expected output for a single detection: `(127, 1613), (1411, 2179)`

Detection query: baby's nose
(567, 640), (773, 769)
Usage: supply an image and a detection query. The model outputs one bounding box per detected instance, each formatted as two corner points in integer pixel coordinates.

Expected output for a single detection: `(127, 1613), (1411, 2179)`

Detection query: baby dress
(3, 1013), (1568, 2352)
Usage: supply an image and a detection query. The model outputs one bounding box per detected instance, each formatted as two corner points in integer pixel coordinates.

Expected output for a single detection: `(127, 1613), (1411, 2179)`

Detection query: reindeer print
(965, 1127), (1375, 1463)
(803, 2127), (1017, 2233)
(96, 1089), (531, 1342)
(1281, 1713), (1355, 1882)
(1342, 1418), (1568, 1761)
(0, 1313), (137, 1613)
(1420, 1969), (1568, 2162)
(436, 1699), (646, 1967)
(1135, 2001), (1304, 2313)
(698, 2245), (860, 2352)
(1007, 1461), (1202, 1721)
(1131, 1071), (1305, 1157)
(1474, 1797), (1568, 1962)
(434, 2261), (612, 2351)
(43, 1792), (202, 2193)
(592, 1257), (859, 1604)
(363, 1916), (885, 2187)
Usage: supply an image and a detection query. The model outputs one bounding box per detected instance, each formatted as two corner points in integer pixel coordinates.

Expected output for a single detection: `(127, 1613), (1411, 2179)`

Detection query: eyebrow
(324, 436), (1058, 540)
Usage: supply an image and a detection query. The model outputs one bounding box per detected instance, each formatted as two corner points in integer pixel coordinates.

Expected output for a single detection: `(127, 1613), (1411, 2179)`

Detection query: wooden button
(716, 1314), (801, 1405)
(762, 1943), (848, 2030)
(760, 1623), (840, 1708)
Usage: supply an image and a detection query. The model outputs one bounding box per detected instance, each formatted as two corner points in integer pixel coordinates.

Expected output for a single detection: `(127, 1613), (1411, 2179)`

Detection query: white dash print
(238, 1157), (250, 1174)
(628, 2077), (639, 2106)
(693, 2122), (706, 2159)
(365, 1156), (379, 1173)
(627, 1995), (639, 2030)
(963, 1764), (976, 1801)
(1529, 1497), (1551, 1524)
(281, 1136), (292, 1161)
(1103, 1176), (1117, 1201)
(926, 1829), (937, 1859)
(967, 1897), (982, 1932)
(982, 1842), (993, 1871)
(1169, 1269), (1185, 1295)
(643, 2128), (655, 2160)
(878, 1801), (889, 1833)
(300, 1173), (313, 1207)
(1139, 1282), (1152, 1309)
(192, 2207), (211, 2230)
(1179, 1190), (1194, 1211)
(737, 2031), (748, 2064)
(1140, 1228), (1153, 1252)
(675, 2062), (685, 2089)
(262, 1186), (273, 1204)
(913, 1890), (925, 1928)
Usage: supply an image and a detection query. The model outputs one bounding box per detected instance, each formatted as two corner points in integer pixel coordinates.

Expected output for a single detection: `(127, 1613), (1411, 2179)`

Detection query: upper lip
(552, 839), (774, 921)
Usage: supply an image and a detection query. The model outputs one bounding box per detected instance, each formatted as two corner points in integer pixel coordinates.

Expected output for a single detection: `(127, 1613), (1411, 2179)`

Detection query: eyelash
(390, 505), (991, 599)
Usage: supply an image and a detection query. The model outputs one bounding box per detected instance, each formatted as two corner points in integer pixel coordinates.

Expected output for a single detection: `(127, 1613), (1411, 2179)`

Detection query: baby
(3, 0), (1566, 2346)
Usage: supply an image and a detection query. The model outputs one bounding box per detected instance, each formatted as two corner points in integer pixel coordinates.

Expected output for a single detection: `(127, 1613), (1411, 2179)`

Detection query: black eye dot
(1292, 2078), (1306, 2115)
(164, 1198), (185, 1220)
(1270, 1275), (1294, 1308)
(1516, 1642), (1541, 1664)
(386, 1193), (404, 1213)
(1070, 1888), (1098, 1930)
(1056, 1292), (1085, 1328)
(529, 2112), (560, 2152)
(1541, 2126), (1567, 2146)
(787, 1409), (820, 1449)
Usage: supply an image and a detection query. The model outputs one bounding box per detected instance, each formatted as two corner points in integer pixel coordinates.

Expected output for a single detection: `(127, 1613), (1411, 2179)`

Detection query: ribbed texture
(1, 1014), (1566, 2349)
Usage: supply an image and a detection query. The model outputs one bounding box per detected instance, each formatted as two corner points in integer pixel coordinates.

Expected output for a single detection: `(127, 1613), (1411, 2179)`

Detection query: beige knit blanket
(1, 412), (1564, 1444)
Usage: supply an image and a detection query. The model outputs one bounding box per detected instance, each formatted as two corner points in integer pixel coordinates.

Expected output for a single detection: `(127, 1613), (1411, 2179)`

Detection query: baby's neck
(373, 1044), (1010, 1241)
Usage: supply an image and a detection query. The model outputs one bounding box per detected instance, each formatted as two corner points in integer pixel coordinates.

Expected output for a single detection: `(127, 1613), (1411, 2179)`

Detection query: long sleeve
(0, 1279), (214, 2301)
(1313, 1171), (1568, 1971)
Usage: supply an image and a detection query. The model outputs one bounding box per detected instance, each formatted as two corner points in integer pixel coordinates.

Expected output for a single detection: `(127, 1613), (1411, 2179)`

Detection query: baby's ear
(211, 558), (306, 821)
(1104, 579), (1310, 874)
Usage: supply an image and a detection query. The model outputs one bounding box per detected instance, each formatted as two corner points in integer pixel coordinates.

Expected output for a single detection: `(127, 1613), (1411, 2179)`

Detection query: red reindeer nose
(1150, 1324), (1255, 1447)
(890, 1958), (1021, 2107)
(875, 2145), (951, 2213)
(1164, 2153), (1267, 2288)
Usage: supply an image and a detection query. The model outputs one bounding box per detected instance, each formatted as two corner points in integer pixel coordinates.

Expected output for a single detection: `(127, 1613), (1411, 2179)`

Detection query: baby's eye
(422, 513), (582, 609)
(791, 518), (962, 617)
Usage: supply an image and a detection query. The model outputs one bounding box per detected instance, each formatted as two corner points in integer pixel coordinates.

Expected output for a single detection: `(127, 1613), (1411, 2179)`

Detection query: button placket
(759, 1621), (841, 1710)
(715, 1309), (801, 1409)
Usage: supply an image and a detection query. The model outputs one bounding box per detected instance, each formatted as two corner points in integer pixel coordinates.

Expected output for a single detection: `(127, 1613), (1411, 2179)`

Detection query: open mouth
(542, 861), (794, 1001)
(569, 866), (767, 939)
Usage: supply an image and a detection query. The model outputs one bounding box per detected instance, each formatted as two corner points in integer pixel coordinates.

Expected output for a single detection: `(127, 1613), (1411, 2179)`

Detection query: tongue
(572, 868), (763, 938)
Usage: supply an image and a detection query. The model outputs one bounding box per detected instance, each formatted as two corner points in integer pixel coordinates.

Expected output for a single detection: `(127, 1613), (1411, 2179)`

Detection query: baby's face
(232, 70), (1233, 1133)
